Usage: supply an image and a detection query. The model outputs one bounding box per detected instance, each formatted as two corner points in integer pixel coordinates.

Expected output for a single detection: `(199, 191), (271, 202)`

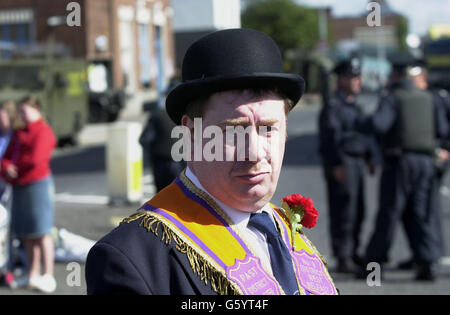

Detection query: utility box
(106, 122), (143, 204)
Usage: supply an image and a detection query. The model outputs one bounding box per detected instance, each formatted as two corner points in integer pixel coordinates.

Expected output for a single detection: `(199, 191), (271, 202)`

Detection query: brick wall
(0, 0), (175, 90)
(0, 0), (87, 57)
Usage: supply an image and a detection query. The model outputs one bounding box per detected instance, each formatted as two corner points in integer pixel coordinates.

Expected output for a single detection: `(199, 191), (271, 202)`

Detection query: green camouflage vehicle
(0, 58), (88, 145)
(286, 49), (335, 108)
(424, 37), (450, 90)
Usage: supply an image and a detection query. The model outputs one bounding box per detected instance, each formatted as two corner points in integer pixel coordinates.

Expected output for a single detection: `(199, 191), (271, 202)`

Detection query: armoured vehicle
(424, 37), (450, 90)
(0, 57), (88, 145)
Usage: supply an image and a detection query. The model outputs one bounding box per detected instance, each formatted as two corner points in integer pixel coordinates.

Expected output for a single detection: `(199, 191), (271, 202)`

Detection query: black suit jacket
(85, 218), (217, 295)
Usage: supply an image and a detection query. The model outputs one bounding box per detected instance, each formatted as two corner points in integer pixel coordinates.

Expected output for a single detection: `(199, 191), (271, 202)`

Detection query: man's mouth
(235, 172), (269, 184)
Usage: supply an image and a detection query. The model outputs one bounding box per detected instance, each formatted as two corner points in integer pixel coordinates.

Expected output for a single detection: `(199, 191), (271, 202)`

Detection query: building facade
(0, 0), (175, 93)
(329, 0), (406, 50)
(171, 0), (241, 69)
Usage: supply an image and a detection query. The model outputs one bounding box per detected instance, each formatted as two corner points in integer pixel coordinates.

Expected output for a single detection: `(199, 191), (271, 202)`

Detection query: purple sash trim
(140, 203), (227, 270)
(174, 177), (252, 254)
(271, 210), (291, 247)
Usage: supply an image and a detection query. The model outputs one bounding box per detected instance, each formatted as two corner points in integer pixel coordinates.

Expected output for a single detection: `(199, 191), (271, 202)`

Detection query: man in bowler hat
(85, 29), (338, 295)
(318, 59), (376, 273)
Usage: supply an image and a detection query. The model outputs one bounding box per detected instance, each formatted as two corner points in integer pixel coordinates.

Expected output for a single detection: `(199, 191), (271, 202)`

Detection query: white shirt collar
(185, 167), (273, 229)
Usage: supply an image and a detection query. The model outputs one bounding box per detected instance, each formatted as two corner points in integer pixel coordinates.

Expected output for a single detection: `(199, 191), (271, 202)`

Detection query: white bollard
(106, 122), (143, 204)
(0, 203), (8, 270)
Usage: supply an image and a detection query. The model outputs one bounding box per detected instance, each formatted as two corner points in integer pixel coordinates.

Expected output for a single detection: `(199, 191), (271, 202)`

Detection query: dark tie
(248, 212), (299, 295)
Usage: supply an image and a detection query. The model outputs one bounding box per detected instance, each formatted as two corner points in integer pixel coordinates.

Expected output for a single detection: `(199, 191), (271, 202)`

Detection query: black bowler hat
(333, 58), (361, 77)
(165, 28), (305, 124)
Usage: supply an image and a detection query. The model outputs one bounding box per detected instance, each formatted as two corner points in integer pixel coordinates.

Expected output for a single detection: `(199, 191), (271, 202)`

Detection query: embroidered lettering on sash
(227, 255), (282, 295)
(291, 250), (337, 295)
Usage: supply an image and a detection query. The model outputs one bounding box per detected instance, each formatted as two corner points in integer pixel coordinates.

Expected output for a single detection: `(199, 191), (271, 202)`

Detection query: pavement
(0, 95), (449, 295)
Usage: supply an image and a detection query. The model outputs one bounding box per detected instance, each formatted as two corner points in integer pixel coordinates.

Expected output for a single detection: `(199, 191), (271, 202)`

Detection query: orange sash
(122, 172), (337, 295)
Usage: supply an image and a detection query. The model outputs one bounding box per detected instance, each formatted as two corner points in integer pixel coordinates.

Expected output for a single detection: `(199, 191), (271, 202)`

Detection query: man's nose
(243, 128), (268, 162)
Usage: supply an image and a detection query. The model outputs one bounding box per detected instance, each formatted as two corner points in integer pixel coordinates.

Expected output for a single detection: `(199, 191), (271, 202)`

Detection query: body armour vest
(386, 88), (435, 154)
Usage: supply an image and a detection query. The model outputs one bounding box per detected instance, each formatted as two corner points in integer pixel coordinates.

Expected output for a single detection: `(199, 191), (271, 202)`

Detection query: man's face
(412, 73), (428, 90)
(183, 90), (287, 212)
(339, 75), (361, 95)
(350, 76), (362, 94)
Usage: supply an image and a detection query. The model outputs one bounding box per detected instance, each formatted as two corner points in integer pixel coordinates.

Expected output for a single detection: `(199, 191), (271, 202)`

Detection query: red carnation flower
(282, 193), (319, 229)
(282, 193), (303, 208)
(300, 205), (318, 228)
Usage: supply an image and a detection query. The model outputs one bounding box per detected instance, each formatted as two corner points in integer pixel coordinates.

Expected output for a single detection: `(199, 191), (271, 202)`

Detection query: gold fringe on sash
(122, 211), (242, 295)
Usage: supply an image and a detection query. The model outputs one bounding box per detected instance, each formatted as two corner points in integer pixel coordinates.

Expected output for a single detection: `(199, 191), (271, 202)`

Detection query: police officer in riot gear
(319, 59), (376, 273)
(357, 60), (449, 281)
(397, 63), (450, 271)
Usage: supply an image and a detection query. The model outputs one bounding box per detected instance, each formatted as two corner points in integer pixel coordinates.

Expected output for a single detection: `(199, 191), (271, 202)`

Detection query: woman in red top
(1, 95), (57, 293)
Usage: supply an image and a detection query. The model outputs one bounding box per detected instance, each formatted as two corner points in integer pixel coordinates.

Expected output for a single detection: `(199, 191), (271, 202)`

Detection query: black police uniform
(360, 79), (448, 279)
(140, 106), (186, 192)
(318, 61), (375, 269)
(406, 88), (450, 262)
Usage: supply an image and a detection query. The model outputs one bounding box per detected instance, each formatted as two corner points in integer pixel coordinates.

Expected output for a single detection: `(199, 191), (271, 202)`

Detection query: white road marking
(55, 184), (155, 205)
(441, 257), (450, 266)
(54, 172), (155, 205)
(143, 173), (154, 184)
(54, 192), (109, 205)
(440, 186), (450, 198)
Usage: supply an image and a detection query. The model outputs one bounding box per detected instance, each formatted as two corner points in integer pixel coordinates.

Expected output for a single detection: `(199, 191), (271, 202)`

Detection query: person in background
(397, 64), (450, 271)
(356, 60), (449, 281)
(0, 101), (17, 204)
(0, 100), (17, 287)
(318, 59), (376, 273)
(0, 95), (57, 293)
(139, 78), (186, 192)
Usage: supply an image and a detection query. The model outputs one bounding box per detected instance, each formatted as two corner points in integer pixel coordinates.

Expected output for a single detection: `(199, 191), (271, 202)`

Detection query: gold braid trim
(122, 211), (242, 295)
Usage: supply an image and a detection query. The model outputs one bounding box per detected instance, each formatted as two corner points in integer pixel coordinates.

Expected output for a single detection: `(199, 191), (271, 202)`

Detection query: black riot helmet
(333, 58), (361, 77)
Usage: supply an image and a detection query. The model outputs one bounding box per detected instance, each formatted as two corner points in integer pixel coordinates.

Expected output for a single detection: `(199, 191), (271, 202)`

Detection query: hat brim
(165, 73), (305, 124)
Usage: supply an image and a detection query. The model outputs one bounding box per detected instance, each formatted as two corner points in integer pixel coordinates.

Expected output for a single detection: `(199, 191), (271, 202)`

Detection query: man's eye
(259, 126), (274, 134)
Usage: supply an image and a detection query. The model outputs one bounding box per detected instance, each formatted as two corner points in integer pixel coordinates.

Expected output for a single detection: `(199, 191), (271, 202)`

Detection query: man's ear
(181, 114), (196, 162)
(181, 114), (194, 130)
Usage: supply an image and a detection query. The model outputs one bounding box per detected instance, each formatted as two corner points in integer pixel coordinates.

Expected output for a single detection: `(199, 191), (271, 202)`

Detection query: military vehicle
(0, 40), (127, 145)
(0, 57), (88, 145)
(285, 49), (335, 108)
(424, 37), (450, 90)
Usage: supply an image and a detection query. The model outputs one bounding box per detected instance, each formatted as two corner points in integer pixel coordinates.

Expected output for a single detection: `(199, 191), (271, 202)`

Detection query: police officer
(397, 64), (450, 271)
(357, 60), (449, 280)
(318, 59), (376, 273)
(139, 79), (186, 192)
